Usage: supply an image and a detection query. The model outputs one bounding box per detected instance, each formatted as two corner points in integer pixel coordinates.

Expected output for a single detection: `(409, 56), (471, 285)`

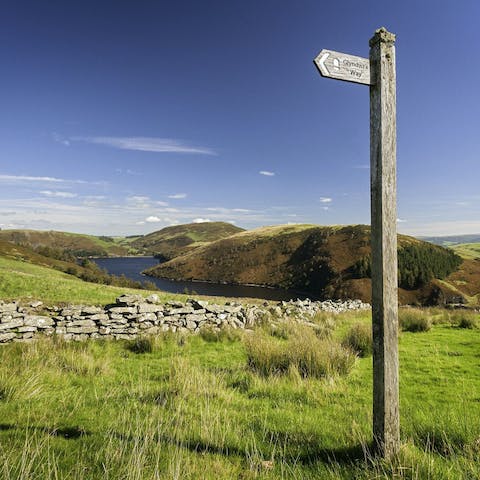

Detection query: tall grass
(399, 308), (432, 332)
(0, 310), (479, 479)
(245, 324), (356, 378)
(342, 322), (373, 357)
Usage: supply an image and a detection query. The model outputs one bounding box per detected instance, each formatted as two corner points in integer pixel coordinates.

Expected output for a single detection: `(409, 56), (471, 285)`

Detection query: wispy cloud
(72, 136), (216, 155)
(397, 218), (407, 223)
(126, 196), (151, 209)
(319, 197), (332, 203)
(0, 174), (104, 185)
(168, 193), (187, 199)
(115, 168), (142, 176)
(52, 132), (71, 146)
(193, 218), (211, 223)
(40, 190), (77, 198)
(259, 170), (275, 176)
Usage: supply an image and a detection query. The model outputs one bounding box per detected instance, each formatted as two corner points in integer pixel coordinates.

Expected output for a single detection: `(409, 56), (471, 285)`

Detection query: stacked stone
(0, 295), (371, 344)
(0, 302), (54, 343)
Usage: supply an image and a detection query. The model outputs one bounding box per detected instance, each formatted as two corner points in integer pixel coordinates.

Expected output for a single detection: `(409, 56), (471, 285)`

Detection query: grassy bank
(0, 256), (185, 305)
(0, 310), (479, 479)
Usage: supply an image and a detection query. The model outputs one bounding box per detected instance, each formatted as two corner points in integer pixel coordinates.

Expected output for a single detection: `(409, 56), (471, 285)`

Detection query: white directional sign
(314, 49), (372, 85)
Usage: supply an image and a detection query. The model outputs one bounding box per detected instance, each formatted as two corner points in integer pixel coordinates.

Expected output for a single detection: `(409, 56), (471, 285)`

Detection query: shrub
(399, 309), (432, 332)
(244, 325), (355, 379)
(342, 322), (373, 357)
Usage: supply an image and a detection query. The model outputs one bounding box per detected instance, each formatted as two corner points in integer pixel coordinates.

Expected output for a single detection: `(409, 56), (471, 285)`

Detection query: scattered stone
(145, 294), (160, 304)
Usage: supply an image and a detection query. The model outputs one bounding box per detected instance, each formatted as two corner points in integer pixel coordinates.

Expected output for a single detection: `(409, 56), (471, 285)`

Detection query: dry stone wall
(0, 294), (370, 344)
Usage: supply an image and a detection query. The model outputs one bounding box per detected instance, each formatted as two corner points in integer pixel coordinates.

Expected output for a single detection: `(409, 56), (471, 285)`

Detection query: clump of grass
(199, 326), (242, 343)
(342, 322), (373, 357)
(269, 322), (291, 340)
(244, 325), (355, 379)
(399, 309), (432, 332)
(0, 371), (42, 401)
(450, 312), (478, 329)
(57, 348), (111, 376)
(311, 311), (336, 338)
(125, 336), (155, 354)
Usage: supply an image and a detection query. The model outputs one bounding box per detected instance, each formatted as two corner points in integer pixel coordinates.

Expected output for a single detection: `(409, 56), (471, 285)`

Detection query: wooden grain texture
(313, 49), (372, 85)
(369, 27), (400, 459)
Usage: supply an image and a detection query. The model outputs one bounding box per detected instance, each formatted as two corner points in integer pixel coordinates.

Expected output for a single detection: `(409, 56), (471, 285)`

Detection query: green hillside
(451, 243), (480, 260)
(0, 229), (134, 257)
(131, 221), (244, 260)
(0, 254), (187, 305)
(146, 224), (475, 306)
(0, 239), (155, 295)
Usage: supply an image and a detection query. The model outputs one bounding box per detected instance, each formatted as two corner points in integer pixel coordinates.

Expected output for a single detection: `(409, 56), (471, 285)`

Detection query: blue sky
(1, 0), (479, 236)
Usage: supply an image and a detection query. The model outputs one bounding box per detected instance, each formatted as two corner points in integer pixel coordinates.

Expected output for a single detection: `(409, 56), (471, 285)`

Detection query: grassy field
(452, 243), (480, 260)
(0, 309), (479, 479)
(0, 256), (185, 305)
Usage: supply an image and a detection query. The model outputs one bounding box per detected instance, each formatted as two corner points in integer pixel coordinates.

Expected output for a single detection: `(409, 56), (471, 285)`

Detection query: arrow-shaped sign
(314, 49), (372, 85)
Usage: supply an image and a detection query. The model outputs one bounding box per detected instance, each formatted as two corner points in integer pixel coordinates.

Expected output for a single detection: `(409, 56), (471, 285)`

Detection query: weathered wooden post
(369, 27), (399, 459)
(313, 27), (399, 458)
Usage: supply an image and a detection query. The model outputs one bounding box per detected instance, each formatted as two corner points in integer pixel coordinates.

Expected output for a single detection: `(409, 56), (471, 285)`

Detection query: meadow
(0, 307), (479, 479)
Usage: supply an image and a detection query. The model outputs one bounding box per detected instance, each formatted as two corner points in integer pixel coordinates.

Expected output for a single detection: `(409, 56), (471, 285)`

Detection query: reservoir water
(92, 256), (309, 301)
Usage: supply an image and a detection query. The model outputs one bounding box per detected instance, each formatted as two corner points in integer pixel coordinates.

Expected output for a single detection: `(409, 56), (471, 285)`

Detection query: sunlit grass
(0, 309), (478, 478)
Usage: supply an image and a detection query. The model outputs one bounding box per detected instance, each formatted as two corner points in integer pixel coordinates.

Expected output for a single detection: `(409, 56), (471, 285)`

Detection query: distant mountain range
(422, 234), (480, 246)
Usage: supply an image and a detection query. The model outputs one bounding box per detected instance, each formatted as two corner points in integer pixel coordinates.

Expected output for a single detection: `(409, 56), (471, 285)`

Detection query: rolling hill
(130, 221), (244, 260)
(450, 243), (480, 260)
(145, 224), (480, 306)
(0, 229), (133, 257)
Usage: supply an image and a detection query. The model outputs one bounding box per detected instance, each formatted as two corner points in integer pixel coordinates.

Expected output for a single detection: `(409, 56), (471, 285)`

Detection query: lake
(92, 256), (309, 301)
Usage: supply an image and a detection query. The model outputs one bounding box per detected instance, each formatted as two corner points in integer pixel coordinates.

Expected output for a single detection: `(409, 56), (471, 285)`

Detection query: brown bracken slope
(145, 224), (480, 306)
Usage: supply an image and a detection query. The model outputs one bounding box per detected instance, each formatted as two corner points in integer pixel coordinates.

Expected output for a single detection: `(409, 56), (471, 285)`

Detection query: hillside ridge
(145, 223), (478, 306)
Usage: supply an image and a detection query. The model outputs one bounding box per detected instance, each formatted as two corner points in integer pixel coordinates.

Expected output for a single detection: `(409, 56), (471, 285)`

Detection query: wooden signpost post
(314, 27), (399, 458)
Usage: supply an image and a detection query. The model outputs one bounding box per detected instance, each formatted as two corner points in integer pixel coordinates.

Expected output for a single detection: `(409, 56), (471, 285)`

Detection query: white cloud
(397, 218), (407, 223)
(193, 218), (211, 223)
(259, 171), (275, 176)
(40, 190), (77, 198)
(320, 197), (332, 203)
(145, 216), (162, 223)
(156, 201), (169, 207)
(168, 193), (187, 199)
(72, 136), (216, 155)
